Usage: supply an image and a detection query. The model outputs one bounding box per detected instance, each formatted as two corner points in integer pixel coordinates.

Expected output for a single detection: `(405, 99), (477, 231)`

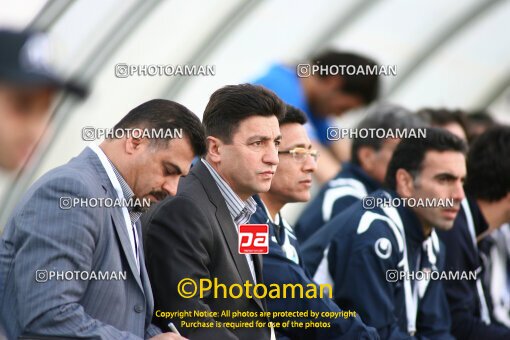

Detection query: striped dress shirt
(201, 158), (258, 283)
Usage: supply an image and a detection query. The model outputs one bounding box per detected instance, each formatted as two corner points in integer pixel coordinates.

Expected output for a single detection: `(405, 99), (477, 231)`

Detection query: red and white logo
(239, 224), (269, 254)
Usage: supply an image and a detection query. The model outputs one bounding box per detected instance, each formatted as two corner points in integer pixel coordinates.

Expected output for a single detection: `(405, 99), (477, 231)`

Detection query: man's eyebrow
(433, 172), (462, 180)
(246, 135), (281, 143)
(287, 143), (311, 149)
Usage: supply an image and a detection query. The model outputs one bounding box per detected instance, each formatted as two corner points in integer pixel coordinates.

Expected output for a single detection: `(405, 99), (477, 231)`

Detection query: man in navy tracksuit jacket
(437, 127), (510, 339)
(250, 105), (378, 339)
(251, 196), (378, 339)
(295, 162), (380, 242)
(303, 128), (467, 339)
(295, 104), (425, 243)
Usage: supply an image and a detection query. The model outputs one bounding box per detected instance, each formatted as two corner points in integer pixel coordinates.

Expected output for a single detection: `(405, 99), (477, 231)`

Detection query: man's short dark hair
(466, 110), (498, 141)
(279, 104), (307, 126)
(352, 103), (427, 166)
(417, 108), (469, 138)
(385, 128), (467, 190)
(203, 84), (286, 143)
(464, 126), (510, 201)
(113, 99), (206, 156)
(310, 50), (380, 104)
(468, 110), (495, 125)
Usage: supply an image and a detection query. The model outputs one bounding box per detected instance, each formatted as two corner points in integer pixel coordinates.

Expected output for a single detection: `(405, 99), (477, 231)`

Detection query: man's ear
(395, 168), (415, 197)
(503, 192), (510, 215)
(206, 136), (223, 163)
(357, 146), (376, 172)
(124, 137), (144, 155)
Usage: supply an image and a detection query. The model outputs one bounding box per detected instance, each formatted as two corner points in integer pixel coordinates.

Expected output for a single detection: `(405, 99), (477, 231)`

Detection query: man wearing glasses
(249, 105), (379, 339)
(295, 103), (426, 244)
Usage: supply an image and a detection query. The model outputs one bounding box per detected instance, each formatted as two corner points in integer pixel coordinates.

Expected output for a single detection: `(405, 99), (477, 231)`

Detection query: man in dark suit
(143, 84), (285, 339)
(0, 99), (205, 339)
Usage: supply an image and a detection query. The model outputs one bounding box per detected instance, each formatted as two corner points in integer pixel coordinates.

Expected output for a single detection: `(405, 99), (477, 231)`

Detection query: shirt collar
(106, 158), (142, 225)
(253, 194), (281, 225)
(201, 158), (257, 224)
(467, 196), (490, 236)
(374, 190), (427, 245)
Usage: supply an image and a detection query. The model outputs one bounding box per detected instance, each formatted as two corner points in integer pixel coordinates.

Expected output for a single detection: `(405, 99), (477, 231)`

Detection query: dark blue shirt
(303, 190), (453, 339)
(254, 64), (333, 145)
(437, 197), (510, 339)
(295, 162), (381, 243)
(250, 195), (379, 340)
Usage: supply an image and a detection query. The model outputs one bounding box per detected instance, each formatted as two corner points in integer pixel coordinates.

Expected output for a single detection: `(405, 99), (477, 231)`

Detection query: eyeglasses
(278, 147), (319, 162)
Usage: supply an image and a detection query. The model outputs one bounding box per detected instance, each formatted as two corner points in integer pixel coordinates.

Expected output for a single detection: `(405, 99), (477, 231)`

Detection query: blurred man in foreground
(0, 29), (86, 172)
(0, 29), (87, 236)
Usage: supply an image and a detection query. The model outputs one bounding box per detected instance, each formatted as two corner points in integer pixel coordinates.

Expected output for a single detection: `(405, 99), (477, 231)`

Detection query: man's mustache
(130, 190), (168, 213)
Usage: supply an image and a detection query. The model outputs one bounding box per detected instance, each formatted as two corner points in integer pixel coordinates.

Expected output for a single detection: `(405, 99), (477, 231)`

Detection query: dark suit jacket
(143, 160), (271, 340)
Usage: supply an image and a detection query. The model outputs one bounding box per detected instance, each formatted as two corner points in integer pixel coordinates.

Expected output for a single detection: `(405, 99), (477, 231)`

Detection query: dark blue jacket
(250, 195), (379, 340)
(436, 197), (510, 339)
(303, 190), (453, 339)
(295, 163), (380, 243)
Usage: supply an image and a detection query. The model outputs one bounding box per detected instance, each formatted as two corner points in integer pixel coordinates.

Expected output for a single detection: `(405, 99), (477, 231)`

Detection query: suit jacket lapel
(110, 200), (144, 292)
(137, 220), (155, 320)
(253, 254), (264, 284)
(84, 147), (144, 292)
(192, 162), (265, 311)
(252, 254), (267, 310)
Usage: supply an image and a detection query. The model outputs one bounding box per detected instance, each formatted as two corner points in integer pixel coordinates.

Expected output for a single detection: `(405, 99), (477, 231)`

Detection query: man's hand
(150, 332), (188, 340)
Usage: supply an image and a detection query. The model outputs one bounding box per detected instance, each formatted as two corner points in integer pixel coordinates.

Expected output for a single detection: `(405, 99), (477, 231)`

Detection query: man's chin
(290, 192), (310, 203)
(434, 220), (455, 231)
(251, 181), (271, 193)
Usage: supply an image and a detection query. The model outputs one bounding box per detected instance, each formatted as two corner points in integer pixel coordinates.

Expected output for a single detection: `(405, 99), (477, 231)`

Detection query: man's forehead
(280, 123), (311, 148)
(234, 116), (280, 139)
(158, 137), (194, 158)
(421, 150), (466, 174)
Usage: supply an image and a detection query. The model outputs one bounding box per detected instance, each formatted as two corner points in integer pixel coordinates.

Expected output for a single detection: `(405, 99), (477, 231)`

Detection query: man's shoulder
(330, 204), (403, 248)
(143, 174), (215, 228)
(318, 169), (370, 204)
(21, 156), (103, 204)
(437, 201), (470, 244)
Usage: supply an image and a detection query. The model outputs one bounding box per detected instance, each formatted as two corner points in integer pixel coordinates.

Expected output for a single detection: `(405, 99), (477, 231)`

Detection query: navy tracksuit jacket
(302, 190), (454, 339)
(437, 197), (510, 339)
(295, 163), (380, 244)
(250, 195), (379, 340)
